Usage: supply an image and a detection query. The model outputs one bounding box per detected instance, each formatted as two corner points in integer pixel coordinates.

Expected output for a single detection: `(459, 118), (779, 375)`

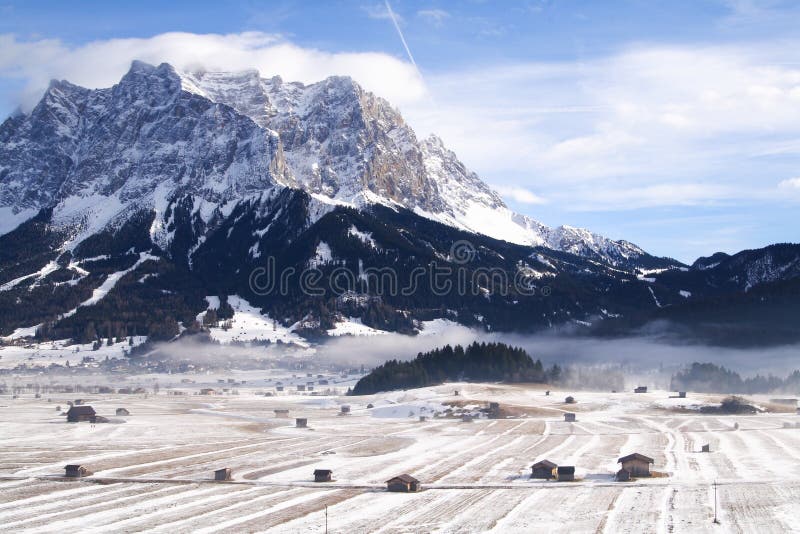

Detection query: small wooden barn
(564, 413), (576, 422)
(115, 408), (130, 416)
(65, 464), (92, 478)
(386, 474), (420, 492)
(214, 468), (232, 481)
(634, 386), (648, 393)
(314, 469), (333, 482)
(419, 415), (427, 422)
(66, 405), (96, 422)
(530, 460), (557, 479)
(296, 418), (308, 428)
(274, 409), (289, 418)
(678, 391), (687, 398)
(616, 468), (631, 481)
(296, 385), (306, 392)
(556, 466), (575, 481)
(701, 444), (710, 453)
(340, 405), (351, 415)
(618, 453), (654, 477)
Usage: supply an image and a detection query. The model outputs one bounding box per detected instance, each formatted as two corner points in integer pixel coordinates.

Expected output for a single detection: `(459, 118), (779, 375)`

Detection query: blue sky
(1, 0), (799, 262)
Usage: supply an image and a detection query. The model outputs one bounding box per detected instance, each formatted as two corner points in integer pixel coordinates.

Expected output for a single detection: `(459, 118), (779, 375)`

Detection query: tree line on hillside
(671, 362), (800, 394)
(350, 342), (561, 395)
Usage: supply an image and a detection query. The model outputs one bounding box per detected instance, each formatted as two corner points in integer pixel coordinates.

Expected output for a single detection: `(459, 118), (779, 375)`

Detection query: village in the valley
(2, 367), (799, 533)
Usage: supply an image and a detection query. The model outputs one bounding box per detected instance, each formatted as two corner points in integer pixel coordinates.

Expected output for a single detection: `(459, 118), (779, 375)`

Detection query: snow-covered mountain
(0, 61), (661, 268)
(1, 61), (799, 347)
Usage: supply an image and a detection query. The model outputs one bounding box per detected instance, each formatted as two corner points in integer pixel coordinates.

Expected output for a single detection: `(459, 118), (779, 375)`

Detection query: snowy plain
(1, 383), (799, 533)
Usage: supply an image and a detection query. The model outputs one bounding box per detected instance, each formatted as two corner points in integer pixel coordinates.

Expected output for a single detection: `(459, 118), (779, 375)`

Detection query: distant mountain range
(0, 61), (798, 347)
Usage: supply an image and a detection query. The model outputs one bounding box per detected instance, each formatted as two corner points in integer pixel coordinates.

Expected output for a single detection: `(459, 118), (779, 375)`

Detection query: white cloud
(492, 185), (547, 205)
(401, 41), (800, 210)
(778, 177), (800, 189)
(0, 32), (426, 112)
(362, 3), (400, 21)
(417, 8), (450, 25)
(2, 31), (799, 215)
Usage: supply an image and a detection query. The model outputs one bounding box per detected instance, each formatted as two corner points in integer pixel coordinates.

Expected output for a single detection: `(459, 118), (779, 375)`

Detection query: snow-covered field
(1, 384), (799, 533)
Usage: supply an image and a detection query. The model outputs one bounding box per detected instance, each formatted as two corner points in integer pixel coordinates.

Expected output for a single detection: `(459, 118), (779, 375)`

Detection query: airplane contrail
(384, 0), (423, 80)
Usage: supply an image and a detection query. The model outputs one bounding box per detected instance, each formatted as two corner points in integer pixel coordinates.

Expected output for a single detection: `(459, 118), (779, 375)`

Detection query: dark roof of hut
(618, 453), (654, 464)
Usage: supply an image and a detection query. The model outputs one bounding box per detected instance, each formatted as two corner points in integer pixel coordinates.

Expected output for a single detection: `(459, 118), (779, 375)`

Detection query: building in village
(66, 405), (96, 422)
(386, 474), (420, 492)
(634, 386), (648, 393)
(296, 418), (308, 428)
(556, 466), (575, 481)
(314, 469), (333, 482)
(564, 413), (576, 422)
(616, 468), (631, 481)
(65, 465), (92, 478)
(530, 460), (557, 479)
(116, 408), (130, 416)
(214, 468), (232, 481)
(617, 453), (654, 477)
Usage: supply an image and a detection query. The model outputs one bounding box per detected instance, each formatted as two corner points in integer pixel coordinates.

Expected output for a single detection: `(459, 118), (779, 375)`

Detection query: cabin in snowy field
(564, 413), (576, 422)
(530, 460), (557, 479)
(419, 415), (427, 422)
(200, 388), (215, 395)
(487, 402), (501, 418)
(340, 405), (351, 415)
(678, 391), (687, 398)
(115, 408), (130, 416)
(296, 418), (308, 428)
(314, 469), (333, 482)
(618, 453), (654, 477)
(634, 386), (648, 393)
(556, 466), (575, 481)
(297, 385), (306, 392)
(276, 386), (284, 392)
(274, 409), (289, 418)
(65, 464), (92, 478)
(616, 468), (630, 481)
(214, 468), (232, 481)
(701, 444), (710, 453)
(386, 474), (420, 492)
(461, 414), (474, 423)
(66, 405), (95, 422)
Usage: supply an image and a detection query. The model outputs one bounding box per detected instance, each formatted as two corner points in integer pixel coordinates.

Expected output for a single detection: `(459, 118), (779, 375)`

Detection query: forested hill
(350, 342), (560, 395)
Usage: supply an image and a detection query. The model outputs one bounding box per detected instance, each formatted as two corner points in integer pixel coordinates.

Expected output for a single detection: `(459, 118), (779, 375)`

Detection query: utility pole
(713, 480), (719, 524)
(325, 505), (328, 534)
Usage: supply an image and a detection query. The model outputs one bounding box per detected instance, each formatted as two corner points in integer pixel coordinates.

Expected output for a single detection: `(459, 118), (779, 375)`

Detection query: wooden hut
(530, 460), (557, 479)
(678, 391), (687, 398)
(701, 444), (710, 453)
(461, 414), (474, 423)
(274, 409), (289, 418)
(564, 413), (576, 422)
(214, 468), (232, 481)
(115, 408), (130, 416)
(617, 453), (654, 477)
(340, 405), (351, 415)
(616, 468), (631, 481)
(386, 474), (420, 492)
(296, 385), (306, 392)
(296, 417), (308, 428)
(556, 466), (575, 481)
(314, 469), (333, 482)
(65, 464), (92, 478)
(66, 405), (96, 422)
(634, 386), (648, 393)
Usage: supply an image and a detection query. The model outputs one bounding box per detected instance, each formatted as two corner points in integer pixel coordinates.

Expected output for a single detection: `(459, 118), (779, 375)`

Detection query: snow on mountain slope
(1, 61), (661, 268)
(0, 61), (293, 252)
(180, 66), (654, 266)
